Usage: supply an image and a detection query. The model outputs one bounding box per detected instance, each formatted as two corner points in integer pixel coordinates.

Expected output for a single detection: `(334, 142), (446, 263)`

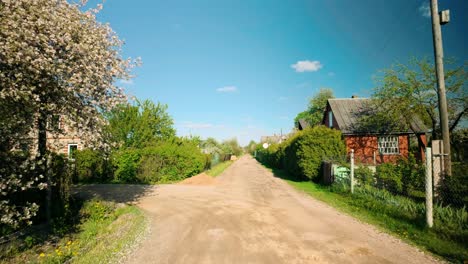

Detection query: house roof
(325, 98), (427, 135)
(298, 119), (310, 130)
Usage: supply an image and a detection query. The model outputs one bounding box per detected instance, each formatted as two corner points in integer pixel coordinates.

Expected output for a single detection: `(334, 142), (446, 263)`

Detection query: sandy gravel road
(77, 155), (440, 264)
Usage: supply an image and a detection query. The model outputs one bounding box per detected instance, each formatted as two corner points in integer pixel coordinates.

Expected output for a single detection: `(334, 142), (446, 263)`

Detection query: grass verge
(267, 167), (468, 263)
(3, 199), (147, 264)
(206, 161), (234, 177)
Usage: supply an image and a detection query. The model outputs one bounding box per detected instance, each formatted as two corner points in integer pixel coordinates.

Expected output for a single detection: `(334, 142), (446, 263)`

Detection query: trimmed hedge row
(74, 140), (207, 184)
(256, 126), (347, 181)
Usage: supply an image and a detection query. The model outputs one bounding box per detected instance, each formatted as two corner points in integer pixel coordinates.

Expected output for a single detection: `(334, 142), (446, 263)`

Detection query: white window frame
(378, 136), (399, 155)
(68, 144), (78, 160)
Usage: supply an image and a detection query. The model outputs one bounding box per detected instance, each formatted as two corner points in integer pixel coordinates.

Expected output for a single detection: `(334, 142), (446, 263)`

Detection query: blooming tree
(0, 0), (137, 228)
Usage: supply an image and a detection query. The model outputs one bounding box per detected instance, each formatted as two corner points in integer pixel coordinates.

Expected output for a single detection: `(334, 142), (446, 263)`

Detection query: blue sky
(93, 0), (467, 145)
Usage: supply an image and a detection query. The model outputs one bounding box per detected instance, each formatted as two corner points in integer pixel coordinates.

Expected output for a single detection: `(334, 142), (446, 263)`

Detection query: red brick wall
(345, 135), (409, 164)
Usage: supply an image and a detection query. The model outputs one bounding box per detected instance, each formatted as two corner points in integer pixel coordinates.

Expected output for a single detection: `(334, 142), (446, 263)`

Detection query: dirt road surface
(78, 155), (440, 264)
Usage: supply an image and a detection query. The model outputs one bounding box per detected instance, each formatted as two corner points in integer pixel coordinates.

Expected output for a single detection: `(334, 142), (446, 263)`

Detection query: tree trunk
(37, 110), (52, 226)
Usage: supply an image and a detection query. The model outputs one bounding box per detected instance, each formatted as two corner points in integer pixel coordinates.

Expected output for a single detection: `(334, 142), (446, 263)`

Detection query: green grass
(4, 200), (147, 264)
(267, 167), (468, 263)
(206, 161), (234, 177)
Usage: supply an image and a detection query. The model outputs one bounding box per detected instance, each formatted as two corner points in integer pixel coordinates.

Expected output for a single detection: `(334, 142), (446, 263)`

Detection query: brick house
(47, 115), (85, 158)
(322, 98), (428, 164)
(24, 115), (85, 159)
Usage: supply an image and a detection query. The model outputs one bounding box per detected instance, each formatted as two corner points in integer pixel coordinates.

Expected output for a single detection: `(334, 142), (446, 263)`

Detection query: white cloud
(419, 2), (431, 18)
(216, 86), (238, 93)
(291, 60), (323, 73)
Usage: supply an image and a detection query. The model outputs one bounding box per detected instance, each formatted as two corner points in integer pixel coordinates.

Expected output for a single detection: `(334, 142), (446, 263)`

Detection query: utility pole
(430, 0), (451, 176)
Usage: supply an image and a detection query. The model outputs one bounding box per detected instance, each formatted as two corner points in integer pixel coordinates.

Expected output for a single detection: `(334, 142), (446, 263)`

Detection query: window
(378, 136), (399, 154)
(68, 144), (78, 160)
(328, 111), (333, 128)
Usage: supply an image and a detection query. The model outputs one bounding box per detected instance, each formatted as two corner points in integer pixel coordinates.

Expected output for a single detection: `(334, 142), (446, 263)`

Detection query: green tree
(372, 58), (467, 139)
(294, 88), (335, 128)
(106, 99), (175, 149)
(221, 138), (243, 156)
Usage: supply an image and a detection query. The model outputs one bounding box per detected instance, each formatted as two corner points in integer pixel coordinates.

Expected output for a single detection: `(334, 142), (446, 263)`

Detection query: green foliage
(375, 163), (403, 194)
(437, 162), (468, 208)
(372, 156), (425, 198)
(111, 139), (205, 183)
(294, 88), (335, 128)
(105, 99), (176, 149)
(74, 149), (112, 183)
(283, 126), (346, 181)
(245, 140), (257, 154)
(255, 143), (283, 168)
(112, 149), (141, 183)
(372, 58), (467, 138)
(221, 138), (243, 156)
(136, 140), (204, 183)
(398, 154), (425, 197)
(355, 166), (374, 186)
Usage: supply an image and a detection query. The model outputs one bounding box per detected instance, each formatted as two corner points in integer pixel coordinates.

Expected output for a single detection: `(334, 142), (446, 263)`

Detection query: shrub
(136, 141), (204, 183)
(398, 154), (425, 198)
(283, 126), (346, 181)
(256, 143), (283, 168)
(437, 162), (468, 208)
(75, 149), (112, 183)
(112, 149), (141, 183)
(375, 163), (403, 194)
(355, 166), (374, 186)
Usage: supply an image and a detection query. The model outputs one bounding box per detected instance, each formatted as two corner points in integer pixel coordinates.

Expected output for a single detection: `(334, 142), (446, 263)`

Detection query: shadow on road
(72, 184), (156, 204)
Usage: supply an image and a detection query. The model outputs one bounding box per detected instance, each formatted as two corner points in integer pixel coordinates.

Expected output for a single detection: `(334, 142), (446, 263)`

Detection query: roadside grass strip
(268, 167), (468, 263)
(5, 199), (147, 264)
(206, 161), (234, 177)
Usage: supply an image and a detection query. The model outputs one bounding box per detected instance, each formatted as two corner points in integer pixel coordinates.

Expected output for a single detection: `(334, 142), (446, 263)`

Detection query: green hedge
(111, 140), (205, 184)
(283, 126), (346, 181)
(256, 126), (346, 181)
(75, 149), (112, 183)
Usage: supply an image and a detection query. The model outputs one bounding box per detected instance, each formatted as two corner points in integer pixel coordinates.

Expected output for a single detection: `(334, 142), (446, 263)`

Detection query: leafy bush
(75, 149), (112, 183)
(136, 140), (205, 183)
(283, 126), (346, 181)
(255, 143), (283, 168)
(398, 154), (425, 197)
(111, 139), (205, 183)
(112, 149), (141, 183)
(355, 166), (374, 186)
(437, 162), (468, 208)
(375, 163), (403, 194)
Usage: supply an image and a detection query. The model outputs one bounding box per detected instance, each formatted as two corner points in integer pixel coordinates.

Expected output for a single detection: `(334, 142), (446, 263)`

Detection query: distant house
(322, 98), (427, 164)
(260, 134), (289, 144)
(297, 119), (310, 130)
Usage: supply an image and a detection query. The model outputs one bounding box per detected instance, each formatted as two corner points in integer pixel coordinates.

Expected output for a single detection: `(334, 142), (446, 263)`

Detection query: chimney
(351, 95), (358, 99)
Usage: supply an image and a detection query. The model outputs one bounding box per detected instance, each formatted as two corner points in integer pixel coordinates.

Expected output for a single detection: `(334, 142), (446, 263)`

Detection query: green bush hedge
(283, 126), (346, 181)
(437, 162), (468, 208)
(255, 126), (346, 181)
(75, 149), (112, 183)
(111, 140), (205, 184)
(355, 166), (374, 186)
